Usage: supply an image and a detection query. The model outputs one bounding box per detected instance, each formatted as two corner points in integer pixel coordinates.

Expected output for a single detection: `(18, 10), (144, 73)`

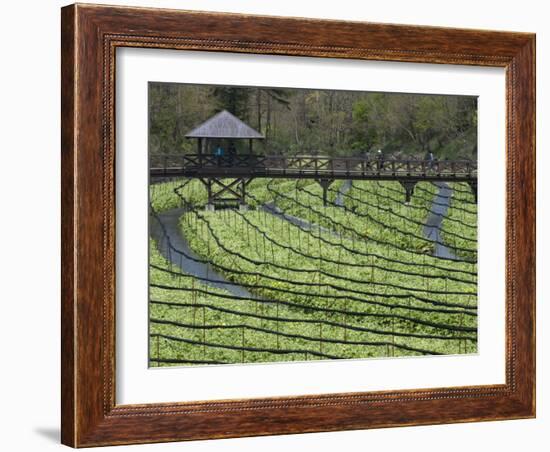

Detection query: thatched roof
(185, 110), (264, 139)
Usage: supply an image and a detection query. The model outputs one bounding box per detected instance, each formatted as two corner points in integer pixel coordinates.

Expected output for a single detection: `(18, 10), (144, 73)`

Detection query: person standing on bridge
(363, 150), (371, 172)
(214, 145), (225, 166)
(376, 149), (383, 172)
(426, 150), (435, 171)
(228, 142), (237, 167)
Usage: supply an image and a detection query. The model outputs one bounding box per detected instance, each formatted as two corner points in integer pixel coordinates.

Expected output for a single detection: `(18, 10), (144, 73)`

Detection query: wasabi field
(148, 178), (477, 366)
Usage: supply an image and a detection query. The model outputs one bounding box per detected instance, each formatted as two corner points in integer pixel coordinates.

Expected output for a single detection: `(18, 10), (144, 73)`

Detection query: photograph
(148, 82), (479, 367)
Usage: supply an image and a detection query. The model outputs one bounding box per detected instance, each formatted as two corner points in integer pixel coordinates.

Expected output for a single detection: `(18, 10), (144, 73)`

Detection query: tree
(212, 86), (250, 119)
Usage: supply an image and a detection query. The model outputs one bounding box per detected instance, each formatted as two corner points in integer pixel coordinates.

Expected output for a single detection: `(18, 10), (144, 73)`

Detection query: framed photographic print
(61, 3), (535, 447)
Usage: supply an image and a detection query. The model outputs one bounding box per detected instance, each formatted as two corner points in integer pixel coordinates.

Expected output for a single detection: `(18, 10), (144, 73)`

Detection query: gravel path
(150, 207), (254, 298)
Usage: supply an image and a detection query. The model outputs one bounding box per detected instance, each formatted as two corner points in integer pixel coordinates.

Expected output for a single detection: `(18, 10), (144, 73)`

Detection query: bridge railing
(150, 154), (477, 178)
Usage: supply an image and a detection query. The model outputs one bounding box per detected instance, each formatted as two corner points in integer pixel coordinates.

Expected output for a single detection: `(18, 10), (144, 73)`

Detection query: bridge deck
(150, 154), (477, 182)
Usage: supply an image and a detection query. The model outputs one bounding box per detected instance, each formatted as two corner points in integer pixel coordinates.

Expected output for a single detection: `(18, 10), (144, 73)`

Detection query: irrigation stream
(334, 179), (353, 207)
(150, 208), (254, 298)
(423, 182), (457, 260)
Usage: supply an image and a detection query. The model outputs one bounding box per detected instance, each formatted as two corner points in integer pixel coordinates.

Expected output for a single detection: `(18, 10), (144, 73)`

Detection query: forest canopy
(149, 82), (477, 160)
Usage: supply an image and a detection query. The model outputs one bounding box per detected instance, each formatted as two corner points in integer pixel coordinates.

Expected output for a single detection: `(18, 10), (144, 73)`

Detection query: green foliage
(149, 83), (214, 154)
(149, 179), (207, 212)
(350, 94), (477, 158)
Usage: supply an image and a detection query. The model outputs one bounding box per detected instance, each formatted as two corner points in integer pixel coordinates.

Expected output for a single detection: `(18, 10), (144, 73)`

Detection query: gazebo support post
(199, 177), (253, 209)
(399, 180), (417, 203)
(204, 177), (214, 211)
(239, 179), (248, 211)
(467, 180), (478, 203)
(316, 178), (335, 207)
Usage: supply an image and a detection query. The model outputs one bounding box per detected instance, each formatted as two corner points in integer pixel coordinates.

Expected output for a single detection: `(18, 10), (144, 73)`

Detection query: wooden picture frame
(61, 3), (535, 447)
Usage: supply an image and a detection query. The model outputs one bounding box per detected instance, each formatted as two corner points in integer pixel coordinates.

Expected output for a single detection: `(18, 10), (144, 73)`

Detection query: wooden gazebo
(185, 109), (264, 155)
(185, 110), (264, 209)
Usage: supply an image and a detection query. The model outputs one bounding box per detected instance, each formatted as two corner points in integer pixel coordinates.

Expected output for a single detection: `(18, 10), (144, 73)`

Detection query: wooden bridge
(150, 154), (478, 206)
